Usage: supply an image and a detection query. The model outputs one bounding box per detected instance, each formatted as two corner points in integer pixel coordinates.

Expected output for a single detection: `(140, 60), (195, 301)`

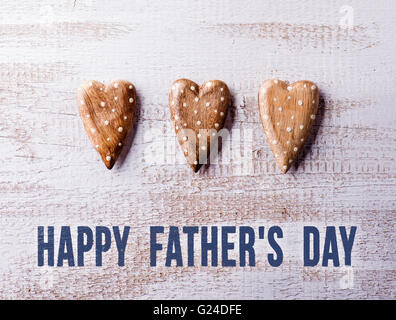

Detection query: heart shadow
(115, 89), (141, 168)
(292, 90), (326, 172)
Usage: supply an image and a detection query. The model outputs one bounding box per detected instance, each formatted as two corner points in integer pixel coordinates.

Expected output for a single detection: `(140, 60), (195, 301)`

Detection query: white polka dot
(176, 126), (179, 130)
(274, 98), (277, 102)
(212, 132), (216, 136)
(214, 123), (219, 128)
(304, 84), (307, 88)
(190, 86), (195, 91)
(95, 145), (99, 149)
(301, 138), (304, 142)
(291, 115), (295, 120)
(118, 142), (122, 147)
(183, 102), (187, 107)
(183, 123), (187, 127)
(214, 109), (218, 113)
(206, 102), (210, 107)
(272, 140), (278, 145)
(289, 159), (293, 163)
(118, 127), (123, 132)
(114, 96), (118, 101)
(100, 87), (103, 91)
(286, 127), (292, 132)
(300, 125), (304, 129)
(129, 98), (134, 103)
(220, 112), (224, 116)
(90, 128), (96, 133)
(124, 116), (127, 120)
(194, 160), (198, 165)
(288, 96), (291, 100)
(263, 114), (269, 120)
(80, 100), (85, 105)
(114, 83), (119, 88)
(197, 121), (201, 125)
(89, 82), (93, 86)
(194, 97), (199, 102)
(313, 100), (316, 104)
(221, 97), (225, 101)
(206, 82), (212, 87)
(104, 120), (109, 125)
(183, 136), (187, 141)
(311, 85), (316, 90)
(86, 114), (90, 118)
(112, 109), (115, 112)
(310, 114), (316, 120)
(197, 133), (201, 138)
(193, 110), (197, 115)
(107, 137), (110, 141)
(220, 88), (224, 92)
(286, 141), (290, 145)
(106, 156), (111, 161)
(201, 146), (206, 151)
(129, 85), (133, 89)
(293, 147), (298, 152)
(175, 115), (179, 120)
(276, 122), (280, 126)
(100, 101), (106, 107)
(278, 107), (283, 112)
(283, 165), (287, 170)
(287, 86), (292, 91)
(171, 101), (175, 106)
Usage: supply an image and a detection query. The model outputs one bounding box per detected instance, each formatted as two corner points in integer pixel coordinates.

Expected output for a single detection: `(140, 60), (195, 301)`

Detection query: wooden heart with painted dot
(77, 80), (136, 169)
(258, 79), (319, 173)
(169, 79), (230, 172)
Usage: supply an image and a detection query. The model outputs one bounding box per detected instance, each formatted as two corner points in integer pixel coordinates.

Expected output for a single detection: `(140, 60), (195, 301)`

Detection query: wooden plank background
(0, 0), (395, 299)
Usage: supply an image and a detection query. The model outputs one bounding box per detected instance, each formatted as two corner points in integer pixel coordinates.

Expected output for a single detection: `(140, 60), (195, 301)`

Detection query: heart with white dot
(169, 79), (230, 172)
(77, 80), (136, 169)
(258, 79), (319, 173)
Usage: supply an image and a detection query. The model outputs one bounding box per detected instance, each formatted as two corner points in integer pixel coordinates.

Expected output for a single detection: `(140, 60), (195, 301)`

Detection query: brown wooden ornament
(169, 79), (231, 172)
(258, 79), (319, 173)
(77, 80), (136, 169)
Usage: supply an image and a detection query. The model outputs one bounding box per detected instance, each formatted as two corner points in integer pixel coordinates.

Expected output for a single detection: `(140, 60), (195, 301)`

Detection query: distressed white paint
(0, 0), (395, 299)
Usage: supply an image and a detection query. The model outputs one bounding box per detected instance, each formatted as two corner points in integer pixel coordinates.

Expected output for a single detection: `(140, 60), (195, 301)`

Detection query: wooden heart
(77, 80), (136, 169)
(169, 79), (230, 172)
(258, 79), (319, 173)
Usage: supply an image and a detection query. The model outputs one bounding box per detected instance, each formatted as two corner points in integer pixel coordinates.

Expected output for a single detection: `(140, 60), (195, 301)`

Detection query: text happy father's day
(37, 226), (357, 267)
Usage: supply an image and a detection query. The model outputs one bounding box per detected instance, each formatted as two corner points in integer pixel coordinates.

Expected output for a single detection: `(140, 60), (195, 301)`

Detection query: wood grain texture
(258, 79), (319, 173)
(169, 79), (230, 172)
(0, 0), (395, 299)
(77, 80), (136, 169)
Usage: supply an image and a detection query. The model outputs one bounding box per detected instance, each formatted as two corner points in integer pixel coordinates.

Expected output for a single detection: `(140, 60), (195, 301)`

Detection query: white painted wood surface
(0, 0), (395, 299)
